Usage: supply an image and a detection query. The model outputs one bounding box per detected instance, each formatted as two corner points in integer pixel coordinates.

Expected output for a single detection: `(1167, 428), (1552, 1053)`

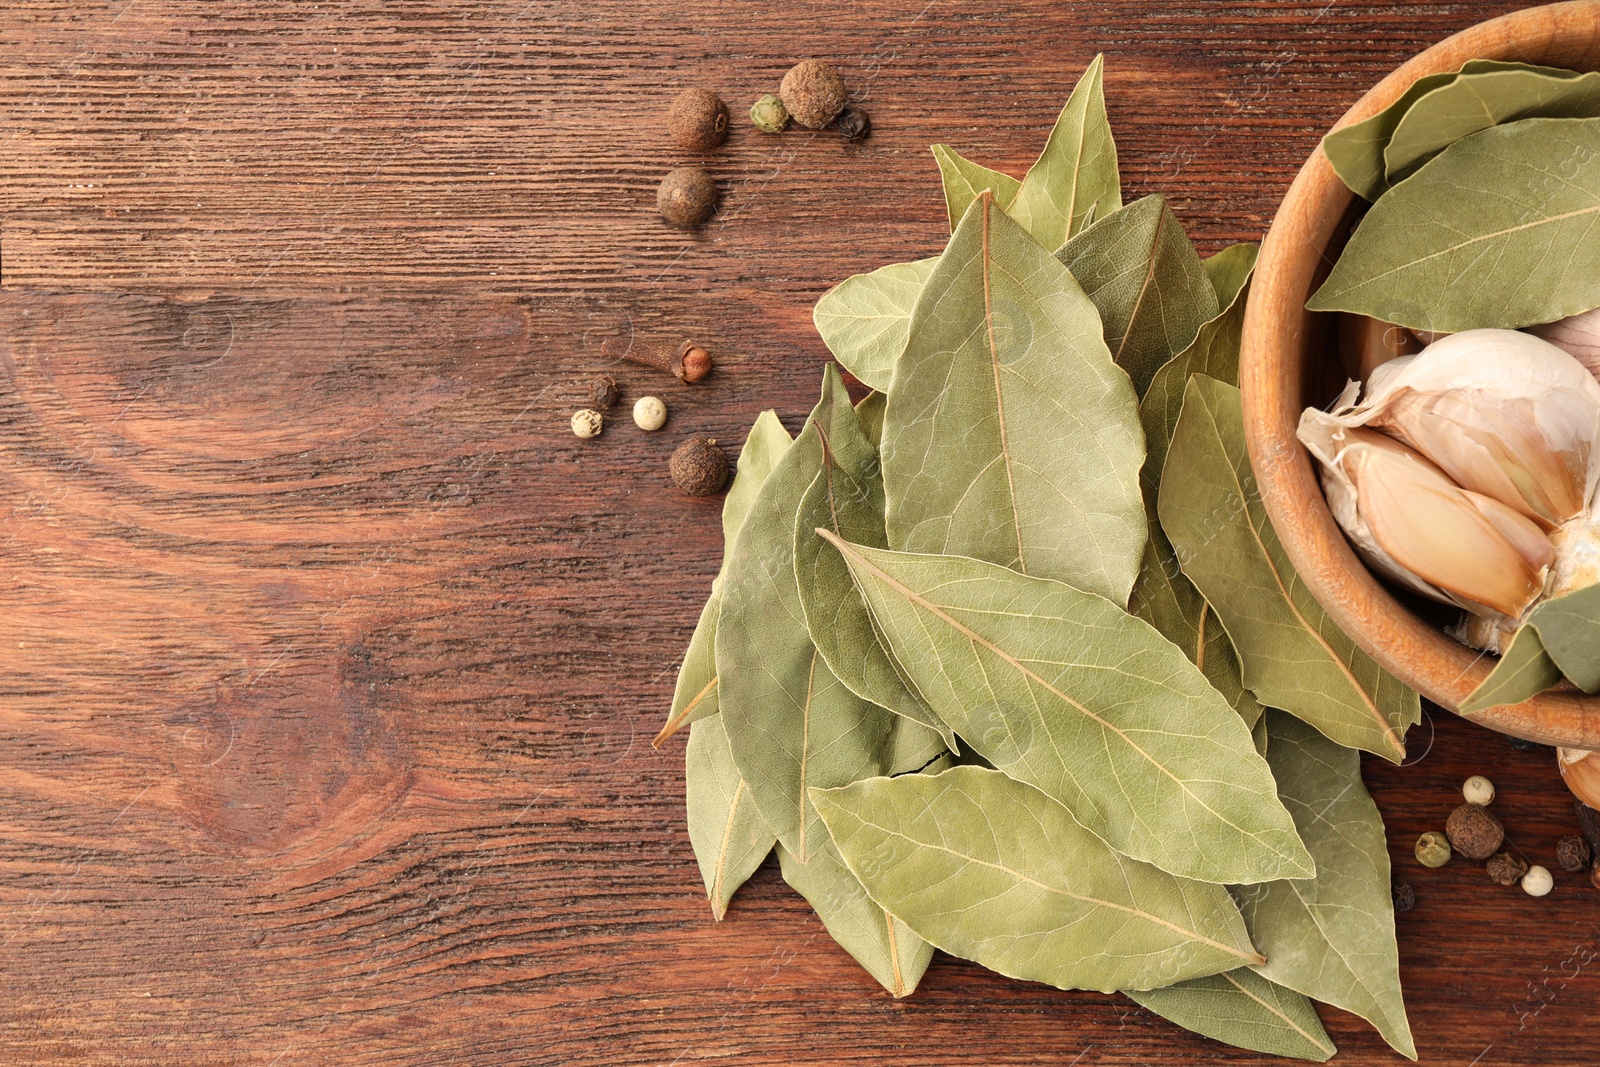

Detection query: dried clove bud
(1557, 834), (1592, 873)
(1486, 851), (1529, 886)
(602, 337), (713, 383)
(1446, 802), (1504, 860)
(589, 374), (620, 410)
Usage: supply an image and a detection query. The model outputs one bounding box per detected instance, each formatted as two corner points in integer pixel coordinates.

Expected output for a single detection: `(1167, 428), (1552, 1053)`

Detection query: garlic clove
(1530, 306), (1600, 382)
(1327, 330), (1600, 530)
(1298, 419), (1554, 620)
(1558, 747), (1600, 810)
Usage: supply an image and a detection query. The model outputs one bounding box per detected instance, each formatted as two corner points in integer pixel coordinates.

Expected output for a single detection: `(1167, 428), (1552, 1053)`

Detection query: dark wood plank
(2, 2), (1596, 1065)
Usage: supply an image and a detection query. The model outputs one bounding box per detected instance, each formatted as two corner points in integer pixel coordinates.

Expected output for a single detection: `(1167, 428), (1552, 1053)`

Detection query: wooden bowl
(1239, 1), (1600, 748)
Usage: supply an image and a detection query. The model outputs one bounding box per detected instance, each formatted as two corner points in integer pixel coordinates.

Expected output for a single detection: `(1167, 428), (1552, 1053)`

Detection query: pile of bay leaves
(1311, 58), (1600, 714)
(659, 57), (1421, 1061)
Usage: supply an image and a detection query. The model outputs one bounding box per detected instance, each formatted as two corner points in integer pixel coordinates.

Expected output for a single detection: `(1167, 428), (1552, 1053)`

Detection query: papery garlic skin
(1531, 307), (1600, 382)
(1298, 417), (1553, 621)
(1558, 747), (1600, 810)
(1327, 330), (1600, 530)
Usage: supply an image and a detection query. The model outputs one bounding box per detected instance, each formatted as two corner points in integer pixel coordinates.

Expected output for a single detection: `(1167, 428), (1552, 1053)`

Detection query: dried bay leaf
(657, 411), (794, 745)
(1464, 582), (1600, 710)
(1131, 254), (1262, 728)
(1308, 117), (1600, 332)
(854, 390), (886, 449)
(1128, 968), (1335, 1062)
(932, 143), (1022, 231)
(717, 384), (943, 862)
(813, 257), (939, 392)
(778, 839), (934, 998)
(811, 766), (1263, 992)
(882, 191), (1145, 605)
(793, 366), (959, 751)
(1159, 376), (1418, 762)
(1384, 67), (1600, 182)
(1321, 60), (1566, 200)
(1055, 193), (1218, 397)
(1007, 53), (1121, 248)
(685, 713), (777, 919)
(1459, 624), (1562, 713)
(1201, 242), (1259, 310)
(819, 531), (1313, 885)
(1240, 711), (1415, 1060)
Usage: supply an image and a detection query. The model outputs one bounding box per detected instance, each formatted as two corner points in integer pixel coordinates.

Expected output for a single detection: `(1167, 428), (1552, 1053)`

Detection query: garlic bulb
(1531, 307), (1600, 381)
(1558, 747), (1600, 810)
(1300, 329), (1600, 652)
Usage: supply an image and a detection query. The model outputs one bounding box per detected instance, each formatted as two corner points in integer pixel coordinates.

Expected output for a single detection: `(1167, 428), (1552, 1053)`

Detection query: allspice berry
(779, 59), (848, 129)
(1486, 851), (1529, 887)
(668, 88), (730, 151)
(1445, 802), (1504, 860)
(657, 167), (718, 229)
(1556, 834), (1592, 873)
(671, 437), (730, 497)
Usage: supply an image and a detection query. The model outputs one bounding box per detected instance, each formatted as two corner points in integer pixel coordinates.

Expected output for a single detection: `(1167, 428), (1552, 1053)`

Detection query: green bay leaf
(1201, 242), (1259, 310)
(1384, 68), (1600, 182)
(1308, 117), (1600, 331)
(820, 532), (1312, 885)
(658, 411), (794, 745)
(1056, 193), (1218, 397)
(1320, 60), (1563, 199)
(1131, 257), (1262, 728)
(1240, 711), (1415, 1060)
(811, 766), (1262, 992)
(1158, 376), (1418, 762)
(717, 384), (942, 862)
(1128, 968), (1335, 1062)
(932, 143), (1022, 232)
(778, 839), (934, 998)
(1460, 624), (1561, 713)
(1464, 582), (1600, 710)
(793, 367), (959, 750)
(1008, 54), (1121, 247)
(813, 257), (939, 392)
(685, 713), (777, 919)
(882, 191), (1145, 605)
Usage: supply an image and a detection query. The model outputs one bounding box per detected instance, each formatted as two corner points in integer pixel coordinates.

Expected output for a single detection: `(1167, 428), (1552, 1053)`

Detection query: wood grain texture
(1, 2), (1597, 1065)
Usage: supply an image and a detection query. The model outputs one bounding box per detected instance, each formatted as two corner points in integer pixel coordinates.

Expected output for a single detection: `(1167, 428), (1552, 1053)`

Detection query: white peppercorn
(1463, 775), (1495, 806)
(633, 396), (668, 431)
(571, 409), (604, 439)
(1522, 864), (1554, 897)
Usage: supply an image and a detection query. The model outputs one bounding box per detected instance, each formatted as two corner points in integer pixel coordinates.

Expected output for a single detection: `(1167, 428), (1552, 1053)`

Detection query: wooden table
(1, 2), (1595, 1063)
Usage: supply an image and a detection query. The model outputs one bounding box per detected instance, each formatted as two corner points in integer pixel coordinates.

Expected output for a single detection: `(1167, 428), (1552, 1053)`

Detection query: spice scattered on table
(633, 396), (668, 431)
(589, 374), (620, 410)
(779, 59), (847, 128)
(1486, 851), (1528, 887)
(837, 106), (871, 142)
(1462, 774), (1495, 806)
(1415, 831), (1452, 868)
(750, 93), (790, 134)
(1391, 881), (1415, 913)
(657, 166), (719, 228)
(602, 337), (713, 383)
(570, 408), (603, 440)
(670, 437), (729, 496)
(668, 87), (730, 151)
(1445, 802), (1504, 860)
(1556, 834), (1591, 873)
(1522, 864), (1555, 897)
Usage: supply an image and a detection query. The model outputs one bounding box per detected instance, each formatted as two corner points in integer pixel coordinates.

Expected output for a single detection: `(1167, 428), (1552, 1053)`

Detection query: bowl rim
(1239, 0), (1600, 748)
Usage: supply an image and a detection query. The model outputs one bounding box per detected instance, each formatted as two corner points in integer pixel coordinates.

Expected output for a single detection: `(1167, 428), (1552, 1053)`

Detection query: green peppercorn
(750, 94), (790, 134)
(1415, 831), (1452, 868)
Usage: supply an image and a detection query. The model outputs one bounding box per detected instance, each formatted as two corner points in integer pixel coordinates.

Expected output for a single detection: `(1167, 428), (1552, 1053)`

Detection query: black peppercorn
(1445, 802), (1504, 860)
(667, 88), (730, 151)
(1557, 834), (1592, 873)
(671, 437), (730, 497)
(837, 107), (871, 143)
(1391, 881), (1415, 913)
(590, 374), (620, 410)
(657, 167), (719, 229)
(1486, 851), (1529, 887)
